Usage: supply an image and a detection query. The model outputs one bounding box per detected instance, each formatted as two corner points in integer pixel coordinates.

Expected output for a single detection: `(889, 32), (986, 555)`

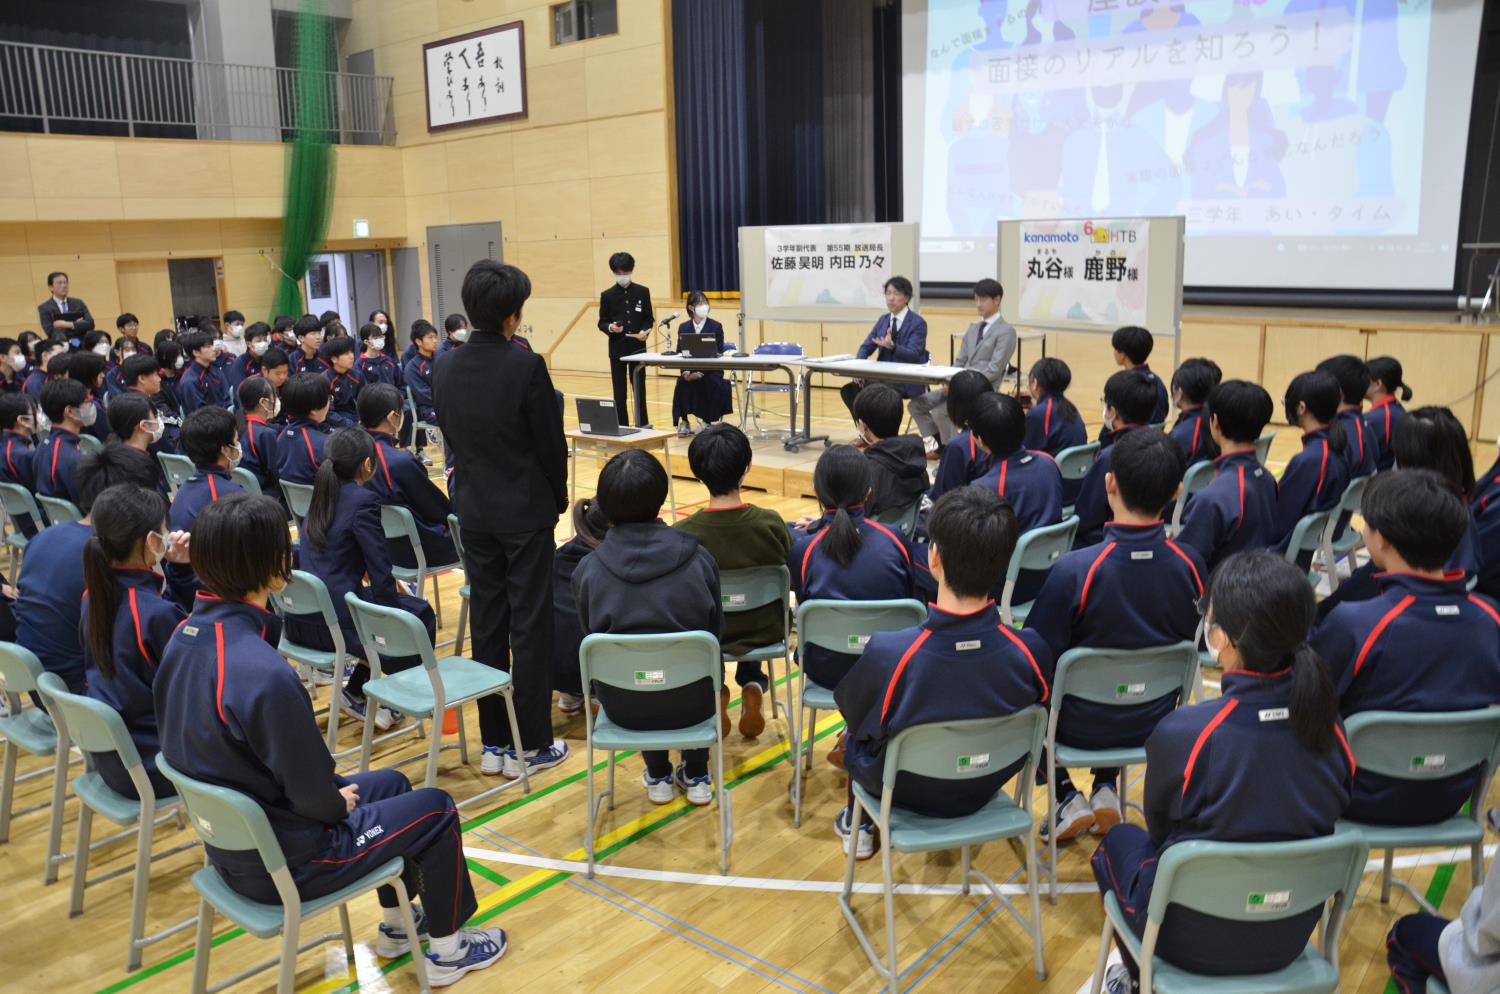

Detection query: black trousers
(608, 351), (646, 426)
(463, 527), (558, 752)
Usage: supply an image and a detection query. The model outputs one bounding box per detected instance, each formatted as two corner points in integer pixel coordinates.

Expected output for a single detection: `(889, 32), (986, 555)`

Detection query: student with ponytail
(927, 369), (994, 500)
(81, 483), (189, 800)
(236, 375), (281, 494)
(105, 391), (169, 497)
(1023, 357), (1087, 458)
(287, 428), (437, 736)
(1364, 356), (1411, 472)
(1317, 354), (1380, 478)
(1090, 551), (1354, 994)
(1272, 369), (1350, 554)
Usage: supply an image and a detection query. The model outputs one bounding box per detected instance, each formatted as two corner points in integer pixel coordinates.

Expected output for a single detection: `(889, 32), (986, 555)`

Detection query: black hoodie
(865, 434), (930, 516)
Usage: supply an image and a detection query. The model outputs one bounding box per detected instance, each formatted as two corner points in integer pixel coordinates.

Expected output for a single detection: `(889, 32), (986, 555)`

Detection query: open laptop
(678, 332), (720, 359)
(576, 397), (640, 437)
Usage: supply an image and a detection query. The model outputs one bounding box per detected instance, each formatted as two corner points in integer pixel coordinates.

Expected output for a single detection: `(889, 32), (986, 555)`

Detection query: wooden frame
(422, 21), (529, 133)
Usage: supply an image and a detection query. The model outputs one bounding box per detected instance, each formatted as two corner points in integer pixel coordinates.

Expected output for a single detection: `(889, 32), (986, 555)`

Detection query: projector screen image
(901, 0), (1485, 292)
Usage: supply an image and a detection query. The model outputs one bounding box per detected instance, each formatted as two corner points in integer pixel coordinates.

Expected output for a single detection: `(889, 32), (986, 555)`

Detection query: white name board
(1016, 218), (1152, 328)
(763, 224), (895, 310)
(423, 22), (528, 132)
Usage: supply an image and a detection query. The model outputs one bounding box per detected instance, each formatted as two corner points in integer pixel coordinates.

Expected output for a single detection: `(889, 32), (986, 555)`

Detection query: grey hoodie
(1441, 856), (1500, 994)
(572, 521), (723, 641)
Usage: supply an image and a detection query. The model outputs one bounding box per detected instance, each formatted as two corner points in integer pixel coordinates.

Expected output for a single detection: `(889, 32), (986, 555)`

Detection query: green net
(271, 0), (337, 320)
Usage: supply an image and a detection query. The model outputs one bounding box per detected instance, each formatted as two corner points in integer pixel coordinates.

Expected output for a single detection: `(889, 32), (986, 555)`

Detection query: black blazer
(432, 331), (568, 535)
(37, 297), (95, 336)
(597, 283), (655, 358)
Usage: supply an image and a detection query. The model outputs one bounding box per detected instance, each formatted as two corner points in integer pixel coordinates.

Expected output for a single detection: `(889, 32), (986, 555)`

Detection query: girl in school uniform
(671, 291), (733, 433)
(104, 392), (170, 498)
(1365, 355), (1411, 472)
(1091, 551), (1354, 993)
(926, 369), (994, 500)
(552, 497), (610, 715)
(66, 352), (112, 444)
(1272, 370), (1351, 554)
(236, 377), (281, 495)
(1024, 357), (1088, 457)
(1168, 357), (1222, 465)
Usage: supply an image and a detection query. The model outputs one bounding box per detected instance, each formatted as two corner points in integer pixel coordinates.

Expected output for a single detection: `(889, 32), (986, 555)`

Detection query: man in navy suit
(37, 271), (95, 338)
(840, 276), (930, 419)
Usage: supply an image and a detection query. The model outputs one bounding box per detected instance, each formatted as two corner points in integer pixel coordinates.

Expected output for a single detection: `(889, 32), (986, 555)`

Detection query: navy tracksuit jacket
(1176, 450), (1279, 572)
(403, 355), (436, 421)
(1474, 461), (1500, 600)
(1095, 368), (1169, 443)
(972, 449), (1063, 534)
(0, 430), (39, 536)
(1334, 407), (1379, 479)
(166, 467), (244, 603)
(289, 350), (329, 377)
(357, 354), (403, 390)
(178, 361), (230, 413)
(1024, 395), (1089, 458)
(226, 352), (260, 392)
(14, 521), (91, 692)
(927, 429), (992, 501)
(1025, 522), (1205, 750)
(1311, 572), (1500, 824)
(1074, 424), (1146, 547)
(1169, 407), (1215, 465)
(835, 602), (1053, 818)
(240, 415), (280, 494)
(275, 419), (331, 485)
(1272, 428), (1350, 552)
(788, 510), (916, 688)
(364, 430), (456, 568)
(35, 426), (82, 505)
(323, 367), (364, 429)
(1364, 397), (1406, 473)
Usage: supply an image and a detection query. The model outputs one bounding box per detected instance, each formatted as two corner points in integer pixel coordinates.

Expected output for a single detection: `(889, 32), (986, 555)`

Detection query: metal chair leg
(0, 739), (16, 842)
(502, 688), (531, 794)
(393, 877), (431, 992)
(69, 802), (94, 916)
(190, 898), (213, 994)
(277, 914), (300, 994)
(43, 742), (67, 885)
(1088, 913), (1114, 994)
(454, 598), (469, 658)
(126, 811), (154, 970)
(358, 709), (376, 774)
(423, 719), (442, 788)
(338, 903), (355, 963)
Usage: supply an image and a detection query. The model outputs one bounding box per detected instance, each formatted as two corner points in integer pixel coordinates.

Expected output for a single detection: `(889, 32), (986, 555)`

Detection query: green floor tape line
(466, 860), (509, 889)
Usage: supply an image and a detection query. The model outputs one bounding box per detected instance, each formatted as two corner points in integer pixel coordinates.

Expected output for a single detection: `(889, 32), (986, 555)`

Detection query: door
(349, 250), (388, 332)
(392, 247), (422, 350)
(305, 253), (350, 324)
(427, 222), (502, 325)
(167, 258), (221, 331)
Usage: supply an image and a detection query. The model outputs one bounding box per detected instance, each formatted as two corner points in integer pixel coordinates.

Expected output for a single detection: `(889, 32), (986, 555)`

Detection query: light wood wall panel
(1364, 329), (1483, 435)
(1180, 320), (1262, 384)
(114, 260), (175, 333)
(1261, 325), (1368, 399)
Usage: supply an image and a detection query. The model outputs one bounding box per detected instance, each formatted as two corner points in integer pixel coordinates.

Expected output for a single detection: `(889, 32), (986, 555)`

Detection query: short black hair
(1392, 407), (1475, 499)
(973, 278), (1003, 300)
(0, 393), (30, 430)
(443, 313), (468, 333)
(120, 353), (160, 387)
(1205, 380), (1273, 443)
(1104, 368), (1159, 426)
(852, 383), (904, 439)
(222, 310), (245, 325)
(179, 330), (214, 357)
(244, 321), (270, 342)
(237, 374), (275, 414)
(357, 383), (403, 429)
(608, 252), (636, 274)
(76, 442), (161, 514)
(106, 391), (154, 441)
(294, 315), (323, 339)
(190, 494), (293, 600)
(1362, 469), (1469, 571)
(155, 340), (182, 374)
(686, 423), (753, 496)
(358, 322), (384, 344)
(273, 315), (296, 334)
(1171, 357), (1222, 406)
(411, 319), (438, 342)
(883, 275), (914, 299)
(969, 392), (1026, 457)
(318, 336), (355, 361)
(1110, 429), (1186, 517)
(260, 346), (289, 372)
(945, 369), (993, 431)
(1284, 369), (1343, 427)
(282, 372), (331, 419)
(116, 313), (138, 329)
(318, 310), (340, 328)
(40, 377), (87, 422)
(595, 448), (668, 524)
(927, 485), (1018, 598)
(1111, 325), (1155, 365)
(464, 260), (534, 333)
(182, 406), (238, 468)
(47, 271), (67, 286)
(1315, 355), (1370, 406)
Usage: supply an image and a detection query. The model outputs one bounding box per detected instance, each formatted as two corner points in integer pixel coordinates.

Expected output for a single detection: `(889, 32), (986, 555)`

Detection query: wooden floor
(3, 370), (1489, 994)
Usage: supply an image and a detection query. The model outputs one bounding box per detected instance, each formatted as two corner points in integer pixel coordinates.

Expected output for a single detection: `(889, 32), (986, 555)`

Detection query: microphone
(659, 311), (681, 328)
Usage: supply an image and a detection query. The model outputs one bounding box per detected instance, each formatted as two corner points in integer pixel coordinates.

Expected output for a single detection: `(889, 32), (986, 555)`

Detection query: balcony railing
(0, 40), (395, 145)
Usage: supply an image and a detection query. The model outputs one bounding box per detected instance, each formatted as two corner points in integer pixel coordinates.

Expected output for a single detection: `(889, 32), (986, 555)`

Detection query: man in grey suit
(908, 278), (1015, 453)
(36, 271), (95, 338)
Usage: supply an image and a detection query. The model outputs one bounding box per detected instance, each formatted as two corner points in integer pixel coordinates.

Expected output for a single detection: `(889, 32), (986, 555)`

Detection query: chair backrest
(36, 494), (82, 525)
(447, 513), (465, 562)
(157, 452), (196, 494)
(1054, 442), (1101, 482)
(579, 631), (723, 696)
(1337, 475), (1369, 516)
(881, 708), (1046, 800)
(1005, 516), (1078, 582)
(1285, 509), (1332, 559)
(272, 569), (341, 630)
(77, 433), (102, 456)
(1170, 460), (1219, 531)
(1050, 642), (1199, 717)
(1254, 431), (1277, 465)
(0, 481), (43, 524)
(753, 342), (803, 357)
(0, 640), (47, 698)
(719, 565), (789, 615)
(230, 466), (262, 497)
(156, 754), (290, 875)
(281, 480), (314, 521)
(796, 599), (927, 658)
(34, 671), (143, 769)
(872, 500), (922, 540)
(344, 592), (437, 677)
(1343, 709), (1500, 797)
(379, 503), (421, 547)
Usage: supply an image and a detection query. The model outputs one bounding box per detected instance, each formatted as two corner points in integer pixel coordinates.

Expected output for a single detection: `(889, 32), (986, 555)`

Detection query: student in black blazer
(596, 251), (654, 426)
(671, 291), (732, 432)
(433, 260), (571, 781)
(37, 271), (95, 338)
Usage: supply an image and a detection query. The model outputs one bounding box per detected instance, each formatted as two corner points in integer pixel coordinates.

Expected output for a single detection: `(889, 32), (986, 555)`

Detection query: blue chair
(156, 451), (195, 497)
(1428, 979), (1451, 994)
(77, 433), (102, 456)
(791, 599), (926, 828)
(1254, 430), (1277, 465)
(230, 466), (263, 497)
(406, 385), (441, 460)
(270, 570), (351, 756)
(1045, 642), (1199, 901)
(580, 631), (729, 875)
(840, 708), (1049, 986)
(1000, 516), (1078, 627)
(280, 480), (314, 526)
(1337, 708), (1500, 912)
(1088, 828), (1368, 994)
(157, 754), (430, 994)
(36, 493), (82, 526)
(0, 642), (59, 845)
(380, 504), (460, 630)
(1319, 475), (1371, 592)
(742, 342), (803, 433)
(1168, 459), (1218, 536)
(35, 672), (196, 971)
(447, 513), (473, 657)
(1284, 508), (1337, 586)
(872, 500), (922, 540)
(719, 565), (791, 735)
(345, 594), (531, 809)
(0, 481), (44, 580)
(1056, 442), (1101, 519)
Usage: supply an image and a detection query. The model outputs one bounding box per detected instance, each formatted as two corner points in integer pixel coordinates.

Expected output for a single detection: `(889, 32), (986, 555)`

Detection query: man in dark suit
(596, 251), (654, 426)
(433, 260), (571, 780)
(840, 275), (929, 419)
(37, 271), (95, 338)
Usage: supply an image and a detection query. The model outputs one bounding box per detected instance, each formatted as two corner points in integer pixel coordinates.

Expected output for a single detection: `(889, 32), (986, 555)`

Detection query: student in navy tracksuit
(1318, 354), (1379, 480)
(358, 384), (456, 568)
(1272, 370), (1351, 554)
(152, 495), (509, 983)
(35, 377), (91, 505)
(357, 323), (402, 390)
(320, 336), (364, 430)
(167, 407), (244, 605)
(1167, 358), (1221, 466)
(834, 485), (1053, 858)
(1364, 356), (1411, 473)
(176, 331), (231, 413)
(440, 313), (469, 355)
(404, 321), (439, 425)
(1090, 551), (1354, 991)
(1024, 358), (1088, 457)
(552, 498), (610, 710)
(1474, 446), (1500, 601)
(66, 352), (111, 445)
(1074, 369), (1159, 547)
(1097, 326), (1169, 442)
(81, 484), (192, 800)
(23, 337), (67, 399)
(235, 377), (281, 495)
(1027, 429), (1203, 839)
(970, 392), (1062, 533)
(274, 373), (333, 485)
(105, 392), (170, 498)
(288, 315), (328, 376)
(287, 429), (436, 731)
(1310, 471), (1500, 825)
(0, 393), (39, 536)
(927, 370), (993, 501)
(224, 324), (270, 392)
(1178, 380), (1279, 572)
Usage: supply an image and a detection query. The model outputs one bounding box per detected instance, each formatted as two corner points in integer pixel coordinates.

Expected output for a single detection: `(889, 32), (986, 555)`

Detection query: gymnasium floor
(3, 370), (1491, 994)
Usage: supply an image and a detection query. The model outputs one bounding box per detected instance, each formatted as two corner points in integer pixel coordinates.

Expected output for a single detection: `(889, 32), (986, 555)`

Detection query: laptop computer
(678, 332), (720, 359)
(576, 397), (640, 437)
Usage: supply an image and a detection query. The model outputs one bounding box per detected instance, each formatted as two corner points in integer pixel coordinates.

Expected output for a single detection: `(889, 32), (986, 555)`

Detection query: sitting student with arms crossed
(1024, 429), (1204, 840)
(1090, 550), (1354, 994)
(674, 423), (790, 739)
(176, 330), (231, 414)
(1101, 326), (1169, 437)
(321, 336), (364, 430)
(81, 484), (191, 800)
(1074, 369), (1159, 547)
(552, 498), (611, 715)
(275, 372), (333, 485)
(572, 449), (725, 806)
(1365, 355), (1411, 473)
(1310, 470), (1500, 826)
(105, 392), (170, 497)
(1176, 380), (1279, 571)
(853, 384), (930, 519)
(35, 376), (92, 505)
(1168, 357), (1221, 465)
(153, 494), (509, 985)
(1272, 370), (1351, 555)
(236, 376), (281, 494)
(834, 485), (1053, 859)
(926, 369), (994, 501)
(358, 383), (456, 568)
(1317, 354), (1380, 479)
(0, 393), (39, 536)
(357, 323), (402, 389)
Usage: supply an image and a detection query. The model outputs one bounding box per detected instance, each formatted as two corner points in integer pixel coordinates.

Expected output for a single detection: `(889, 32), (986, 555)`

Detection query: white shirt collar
(890, 307), (910, 326)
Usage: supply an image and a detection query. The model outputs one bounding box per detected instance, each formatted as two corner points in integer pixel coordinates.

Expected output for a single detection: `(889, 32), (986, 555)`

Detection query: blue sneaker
(375, 906), (428, 958)
(501, 738), (569, 780)
(339, 689), (367, 723)
(426, 927), (508, 987)
(673, 763), (713, 806)
(1040, 790), (1094, 843)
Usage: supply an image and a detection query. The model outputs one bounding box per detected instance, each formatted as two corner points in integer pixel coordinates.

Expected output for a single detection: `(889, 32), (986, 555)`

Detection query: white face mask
(1102, 407), (1116, 432)
(263, 396), (281, 419)
(226, 443), (242, 468)
(120, 349), (135, 362)
(1205, 622), (1224, 665)
(451, 328), (469, 342)
(10, 354), (26, 372)
(36, 411), (50, 432)
(226, 323), (244, 338)
(148, 530), (169, 568)
(91, 342), (110, 357)
(370, 337), (386, 351)
(693, 305), (710, 320)
(174, 356), (185, 370)
(374, 321), (388, 332)
(250, 340), (268, 357)
(616, 274), (632, 287)
(76, 403), (98, 427)
(143, 419), (164, 443)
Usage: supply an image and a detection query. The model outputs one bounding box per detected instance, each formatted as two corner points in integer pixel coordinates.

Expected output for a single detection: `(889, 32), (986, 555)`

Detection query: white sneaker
(673, 764), (713, 806)
(480, 745), (505, 776)
(834, 806), (876, 860)
(1042, 790), (1094, 842)
(501, 738), (569, 780)
(311, 667), (335, 686)
(1103, 962), (1136, 994)
(373, 706), (401, 732)
(425, 927), (507, 987)
(556, 692), (584, 714)
(642, 770), (676, 805)
(1090, 784), (1123, 835)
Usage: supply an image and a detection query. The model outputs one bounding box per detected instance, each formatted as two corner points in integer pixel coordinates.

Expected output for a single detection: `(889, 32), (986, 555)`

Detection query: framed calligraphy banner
(423, 21), (528, 132)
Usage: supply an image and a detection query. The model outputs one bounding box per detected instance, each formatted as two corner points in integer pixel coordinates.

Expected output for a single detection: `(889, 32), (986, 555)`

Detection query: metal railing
(0, 40), (395, 145)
